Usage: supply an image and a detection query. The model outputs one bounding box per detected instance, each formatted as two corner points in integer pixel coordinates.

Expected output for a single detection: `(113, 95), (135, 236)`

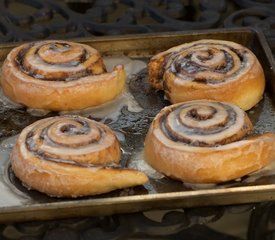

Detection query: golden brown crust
(148, 39), (265, 111)
(144, 100), (275, 183)
(1, 40), (126, 111)
(10, 116), (148, 197)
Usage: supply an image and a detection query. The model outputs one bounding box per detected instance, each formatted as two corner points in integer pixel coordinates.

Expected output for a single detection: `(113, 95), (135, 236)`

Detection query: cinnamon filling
(14, 42), (107, 81)
(24, 117), (118, 168)
(160, 102), (252, 147)
(165, 43), (247, 84)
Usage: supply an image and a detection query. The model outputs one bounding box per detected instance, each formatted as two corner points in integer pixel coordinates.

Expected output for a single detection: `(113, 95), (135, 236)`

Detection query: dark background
(0, 0), (274, 55)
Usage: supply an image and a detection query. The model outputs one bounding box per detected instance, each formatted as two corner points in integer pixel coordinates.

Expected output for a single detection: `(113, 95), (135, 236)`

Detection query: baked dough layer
(144, 100), (275, 183)
(1, 40), (126, 111)
(11, 116), (148, 197)
(148, 39), (265, 111)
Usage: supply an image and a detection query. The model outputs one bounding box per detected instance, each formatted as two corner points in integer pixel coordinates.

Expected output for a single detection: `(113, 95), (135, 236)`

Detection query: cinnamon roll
(148, 39), (265, 111)
(10, 116), (148, 197)
(1, 40), (126, 111)
(144, 100), (275, 183)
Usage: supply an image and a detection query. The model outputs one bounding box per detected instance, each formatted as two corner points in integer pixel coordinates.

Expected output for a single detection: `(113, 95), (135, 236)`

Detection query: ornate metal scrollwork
(0, 0), (223, 42)
(0, 205), (255, 239)
(224, 7), (275, 51)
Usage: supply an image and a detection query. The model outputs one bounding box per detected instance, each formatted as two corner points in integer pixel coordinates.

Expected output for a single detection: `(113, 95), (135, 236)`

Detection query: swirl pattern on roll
(166, 43), (245, 84)
(144, 100), (275, 183)
(15, 41), (106, 81)
(1, 40), (126, 111)
(23, 116), (120, 167)
(157, 100), (253, 147)
(10, 115), (148, 197)
(148, 39), (265, 111)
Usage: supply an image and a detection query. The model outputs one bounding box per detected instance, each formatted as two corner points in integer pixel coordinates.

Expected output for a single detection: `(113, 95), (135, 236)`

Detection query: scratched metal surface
(0, 28), (272, 225)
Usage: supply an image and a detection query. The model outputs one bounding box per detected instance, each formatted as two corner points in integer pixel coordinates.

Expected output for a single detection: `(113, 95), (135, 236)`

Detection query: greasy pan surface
(0, 28), (274, 223)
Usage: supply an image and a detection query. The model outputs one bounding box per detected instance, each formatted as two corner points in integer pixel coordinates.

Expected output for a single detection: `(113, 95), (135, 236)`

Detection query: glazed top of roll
(153, 39), (261, 85)
(151, 100), (254, 148)
(18, 115), (121, 168)
(8, 40), (107, 82)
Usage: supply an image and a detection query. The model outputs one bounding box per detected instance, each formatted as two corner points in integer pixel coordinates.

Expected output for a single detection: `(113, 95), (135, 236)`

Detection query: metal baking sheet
(0, 27), (274, 223)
